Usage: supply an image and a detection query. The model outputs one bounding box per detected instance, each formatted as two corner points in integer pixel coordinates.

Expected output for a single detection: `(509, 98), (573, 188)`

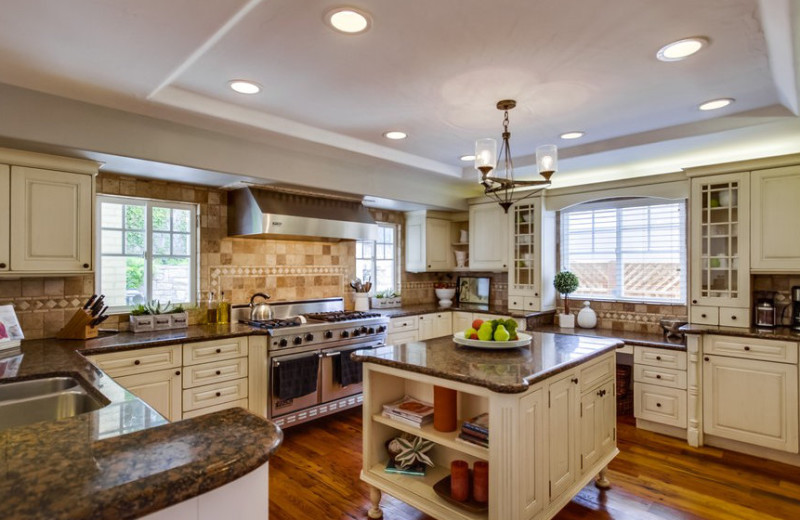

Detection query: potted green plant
(129, 300), (189, 332)
(553, 271), (579, 328)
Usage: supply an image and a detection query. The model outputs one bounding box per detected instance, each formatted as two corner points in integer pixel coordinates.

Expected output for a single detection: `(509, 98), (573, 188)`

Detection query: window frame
(560, 197), (687, 304)
(356, 222), (400, 295)
(96, 195), (198, 312)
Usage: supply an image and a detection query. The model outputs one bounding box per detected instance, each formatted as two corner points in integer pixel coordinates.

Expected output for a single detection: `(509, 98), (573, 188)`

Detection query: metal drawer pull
(656, 374), (662, 379)
(216, 370), (222, 375)
(656, 403), (662, 408)
(656, 356), (662, 361)
(215, 392), (221, 397)
(215, 348), (222, 353)
(134, 360), (141, 365)
(571, 377), (579, 384)
(175, 370), (181, 376)
(744, 346), (751, 351)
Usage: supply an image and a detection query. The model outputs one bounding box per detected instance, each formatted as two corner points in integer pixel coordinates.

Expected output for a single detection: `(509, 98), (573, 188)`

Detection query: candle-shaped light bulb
(475, 138), (497, 177)
(536, 144), (557, 181)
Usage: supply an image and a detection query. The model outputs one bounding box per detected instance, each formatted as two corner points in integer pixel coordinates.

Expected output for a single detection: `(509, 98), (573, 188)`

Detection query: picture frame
(456, 276), (490, 305)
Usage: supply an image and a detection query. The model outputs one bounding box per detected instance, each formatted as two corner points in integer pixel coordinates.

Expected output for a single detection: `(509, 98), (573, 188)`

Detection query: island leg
(595, 466), (611, 490)
(367, 485), (383, 518)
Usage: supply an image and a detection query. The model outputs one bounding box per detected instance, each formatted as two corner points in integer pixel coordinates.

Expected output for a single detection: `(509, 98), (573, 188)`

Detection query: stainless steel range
(233, 297), (388, 428)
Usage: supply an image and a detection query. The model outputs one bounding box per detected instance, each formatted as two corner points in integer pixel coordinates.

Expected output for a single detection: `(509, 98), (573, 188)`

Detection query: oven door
(320, 340), (381, 404)
(270, 350), (321, 418)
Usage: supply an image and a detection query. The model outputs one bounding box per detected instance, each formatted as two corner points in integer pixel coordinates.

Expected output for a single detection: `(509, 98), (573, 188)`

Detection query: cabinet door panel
(425, 218), (450, 270)
(417, 314), (436, 341)
(404, 214), (425, 272)
(548, 372), (577, 501)
(751, 166), (800, 271)
(433, 312), (452, 338)
(0, 165), (9, 271)
(703, 356), (798, 452)
(469, 203), (507, 270)
(452, 312), (472, 334)
(10, 166), (92, 272)
(116, 368), (182, 421)
(519, 389), (545, 518)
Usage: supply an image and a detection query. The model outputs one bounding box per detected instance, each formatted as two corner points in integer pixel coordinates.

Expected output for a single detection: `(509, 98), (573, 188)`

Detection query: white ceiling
(0, 0), (798, 199)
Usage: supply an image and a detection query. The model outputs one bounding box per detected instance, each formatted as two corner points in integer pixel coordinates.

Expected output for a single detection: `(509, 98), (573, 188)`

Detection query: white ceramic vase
(577, 301), (597, 328)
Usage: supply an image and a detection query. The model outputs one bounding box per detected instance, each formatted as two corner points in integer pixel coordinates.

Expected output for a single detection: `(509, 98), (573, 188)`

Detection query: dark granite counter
(680, 324), (800, 341)
(352, 332), (622, 393)
(529, 325), (686, 351)
(0, 323), (281, 520)
(375, 303), (552, 320)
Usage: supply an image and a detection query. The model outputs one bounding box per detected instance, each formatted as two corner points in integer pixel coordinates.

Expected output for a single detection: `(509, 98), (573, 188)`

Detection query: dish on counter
(453, 331), (532, 349)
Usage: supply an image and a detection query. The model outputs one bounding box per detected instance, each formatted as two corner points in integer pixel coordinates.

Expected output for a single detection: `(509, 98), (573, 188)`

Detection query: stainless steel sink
(0, 376), (107, 431)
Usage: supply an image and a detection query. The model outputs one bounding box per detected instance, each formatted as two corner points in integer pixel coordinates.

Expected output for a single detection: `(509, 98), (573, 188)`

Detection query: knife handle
(83, 294), (97, 309)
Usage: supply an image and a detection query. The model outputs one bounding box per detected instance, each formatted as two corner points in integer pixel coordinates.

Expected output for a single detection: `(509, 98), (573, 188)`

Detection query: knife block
(56, 309), (100, 340)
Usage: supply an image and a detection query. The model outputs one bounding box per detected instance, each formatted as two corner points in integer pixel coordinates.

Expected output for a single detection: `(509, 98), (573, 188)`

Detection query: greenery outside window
(97, 195), (197, 311)
(560, 198), (687, 303)
(356, 223), (398, 294)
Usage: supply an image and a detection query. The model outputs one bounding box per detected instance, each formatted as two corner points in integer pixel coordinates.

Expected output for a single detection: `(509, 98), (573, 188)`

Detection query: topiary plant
(553, 271), (579, 315)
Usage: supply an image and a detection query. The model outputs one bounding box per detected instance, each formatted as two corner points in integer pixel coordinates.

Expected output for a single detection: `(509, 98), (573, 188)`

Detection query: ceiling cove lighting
(657, 37), (709, 62)
(699, 98), (734, 111)
(474, 99), (557, 213)
(326, 7), (371, 34)
(460, 154), (476, 162)
(383, 131), (407, 140)
(560, 131), (584, 140)
(228, 80), (261, 94)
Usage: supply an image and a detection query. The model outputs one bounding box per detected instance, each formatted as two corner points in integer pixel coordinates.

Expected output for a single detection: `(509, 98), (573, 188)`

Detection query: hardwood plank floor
(268, 409), (800, 519)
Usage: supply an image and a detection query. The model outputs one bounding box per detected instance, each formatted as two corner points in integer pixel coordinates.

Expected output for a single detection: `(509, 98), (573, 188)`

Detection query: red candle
(473, 461), (489, 503)
(433, 385), (458, 432)
(450, 460), (469, 502)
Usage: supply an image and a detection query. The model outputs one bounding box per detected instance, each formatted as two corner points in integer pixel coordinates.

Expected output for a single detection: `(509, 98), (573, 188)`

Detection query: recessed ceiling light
(228, 80), (261, 94)
(325, 7), (371, 34)
(699, 98), (734, 111)
(560, 131), (585, 140)
(460, 155), (476, 162)
(657, 37), (709, 61)
(383, 131), (407, 140)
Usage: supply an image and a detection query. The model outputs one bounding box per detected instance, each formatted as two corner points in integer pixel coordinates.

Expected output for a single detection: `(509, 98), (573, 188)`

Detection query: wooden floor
(268, 408), (800, 520)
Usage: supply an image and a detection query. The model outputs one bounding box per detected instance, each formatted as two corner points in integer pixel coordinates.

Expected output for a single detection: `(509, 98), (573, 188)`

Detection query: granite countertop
(529, 325), (686, 351)
(352, 332), (622, 393)
(680, 324), (800, 341)
(0, 324), (282, 520)
(375, 303), (552, 320)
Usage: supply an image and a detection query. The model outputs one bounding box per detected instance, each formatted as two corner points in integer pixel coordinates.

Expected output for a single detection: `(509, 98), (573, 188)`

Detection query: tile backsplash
(555, 297), (687, 334)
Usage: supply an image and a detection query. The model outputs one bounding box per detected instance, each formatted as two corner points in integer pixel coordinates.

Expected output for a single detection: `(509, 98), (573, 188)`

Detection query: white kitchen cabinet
(548, 370), (578, 502)
(116, 368), (183, 421)
(519, 388), (546, 518)
(750, 165), (800, 271)
(580, 379), (616, 474)
(469, 202), (508, 271)
(688, 172), (750, 326)
(405, 212), (450, 272)
(9, 165), (94, 273)
(703, 354), (798, 452)
(0, 165), (9, 271)
(633, 346), (688, 432)
(417, 312), (452, 341)
(507, 197), (556, 311)
(386, 329), (419, 346)
(451, 311), (472, 334)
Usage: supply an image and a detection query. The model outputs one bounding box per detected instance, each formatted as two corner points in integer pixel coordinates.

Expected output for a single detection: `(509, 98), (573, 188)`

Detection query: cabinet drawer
(508, 295), (524, 310)
(386, 330), (419, 346)
(634, 364), (687, 389)
(523, 297), (541, 312)
(690, 306), (718, 325)
(718, 307), (748, 328)
(705, 335), (798, 364)
(89, 344), (182, 377)
(389, 316), (419, 332)
(182, 398), (249, 419)
(579, 353), (614, 392)
(182, 378), (248, 411)
(634, 383), (687, 428)
(183, 337), (248, 366)
(634, 346), (687, 370)
(183, 357), (248, 389)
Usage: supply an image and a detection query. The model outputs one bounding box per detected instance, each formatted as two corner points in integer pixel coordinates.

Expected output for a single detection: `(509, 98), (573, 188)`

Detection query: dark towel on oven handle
(273, 354), (319, 400)
(334, 348), (367, 387)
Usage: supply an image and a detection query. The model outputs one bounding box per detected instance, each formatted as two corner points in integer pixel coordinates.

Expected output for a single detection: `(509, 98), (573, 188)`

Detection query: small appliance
(754, 298), (776, 328)
(792, 286), (800, 331)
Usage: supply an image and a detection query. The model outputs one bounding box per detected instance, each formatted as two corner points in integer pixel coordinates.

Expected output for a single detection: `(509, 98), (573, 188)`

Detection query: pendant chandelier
(475, 100), (557, 213)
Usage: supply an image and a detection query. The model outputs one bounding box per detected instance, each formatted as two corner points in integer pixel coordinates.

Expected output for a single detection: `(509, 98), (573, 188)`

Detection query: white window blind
(356, 223), (398, 294)
(560, 198), (687, 303)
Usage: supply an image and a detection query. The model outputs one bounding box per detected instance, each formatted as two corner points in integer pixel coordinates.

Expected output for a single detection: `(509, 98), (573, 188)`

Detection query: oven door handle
(271, 351), (322, 367)
(324, 351), (341, 357)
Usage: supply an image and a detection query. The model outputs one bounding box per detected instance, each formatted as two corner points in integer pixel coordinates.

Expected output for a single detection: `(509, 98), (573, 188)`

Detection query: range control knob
(353, 329), (361, 337)
(278, 338), (288, 347)
(324, 330), (333, 339)
(305, 333), (314, 341)
(293, 336), (302, 345)
(360, 326), (368, 334)
(367, 327), (375, 334)
(377, 325), (386, 333)
(341, 330), (350, 339)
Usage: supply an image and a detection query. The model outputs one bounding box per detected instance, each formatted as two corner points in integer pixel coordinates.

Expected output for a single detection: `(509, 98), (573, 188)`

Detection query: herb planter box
(129, 311), (189, 333)
(371, 297), (402, 309)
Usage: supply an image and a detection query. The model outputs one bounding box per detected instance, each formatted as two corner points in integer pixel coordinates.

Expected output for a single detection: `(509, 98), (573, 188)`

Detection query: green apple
(494, 324), (510, 341)
(464, 327), (477, 339)
(477, 322), (493, 341)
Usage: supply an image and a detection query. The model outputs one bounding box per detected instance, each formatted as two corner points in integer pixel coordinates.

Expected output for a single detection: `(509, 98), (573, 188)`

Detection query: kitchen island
(353, 333), (622, 520)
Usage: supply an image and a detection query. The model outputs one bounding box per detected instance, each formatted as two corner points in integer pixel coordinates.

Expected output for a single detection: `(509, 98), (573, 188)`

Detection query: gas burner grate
(304, 311), (382, 322)
(240, 317), (304, 330)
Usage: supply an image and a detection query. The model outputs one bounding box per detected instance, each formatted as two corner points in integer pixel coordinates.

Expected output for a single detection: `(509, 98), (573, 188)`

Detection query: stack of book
(458, 412), (489, 448)
(382, 396), (434, 428)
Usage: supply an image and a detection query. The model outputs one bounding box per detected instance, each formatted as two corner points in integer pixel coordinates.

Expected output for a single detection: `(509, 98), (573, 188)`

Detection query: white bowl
(435, 288), (456, 300)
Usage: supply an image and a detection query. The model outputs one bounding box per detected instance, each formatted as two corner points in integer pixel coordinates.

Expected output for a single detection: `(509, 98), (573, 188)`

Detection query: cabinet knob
(656, 403), (662, 408)
(0, 263), (6, 269)
(535, 293), (538, 297)
(216, 370), (222, 375)
(216, 348), (222, 353)
(571, 377), (579, 384)
(503, 264), (507, 268)
(744, 346), (750, 351)
(134, 360), (141, 365)
(428, 265), (431, 268)
(656, 374), (662, 379)
(83, 263), (90, 269)
(704, 356), (710, 361)
(701, 314), (707, 318)
(656, 356), (662, 361)
(215, 392), (221, 397)
(692, 299), (697, 304)
(175, 370), (181, 376)
(731, 316), (737, 320)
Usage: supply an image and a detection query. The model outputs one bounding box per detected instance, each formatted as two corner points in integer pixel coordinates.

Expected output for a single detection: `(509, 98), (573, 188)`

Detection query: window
(97, 196), (197, 310)
(560, 198), (686, 303)
(356, 223), (398, 294)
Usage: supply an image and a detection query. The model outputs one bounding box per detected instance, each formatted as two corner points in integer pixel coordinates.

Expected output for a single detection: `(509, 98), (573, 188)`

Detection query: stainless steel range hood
(228, 187), (379, 242)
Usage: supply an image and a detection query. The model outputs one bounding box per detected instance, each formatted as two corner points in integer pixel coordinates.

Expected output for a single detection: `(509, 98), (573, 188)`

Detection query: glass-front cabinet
(689, 172), (750, 325)
(507, 196), (556, 312)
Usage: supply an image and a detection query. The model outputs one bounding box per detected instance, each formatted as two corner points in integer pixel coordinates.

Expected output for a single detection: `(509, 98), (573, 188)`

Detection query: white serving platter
(452, 331), (532, 349)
